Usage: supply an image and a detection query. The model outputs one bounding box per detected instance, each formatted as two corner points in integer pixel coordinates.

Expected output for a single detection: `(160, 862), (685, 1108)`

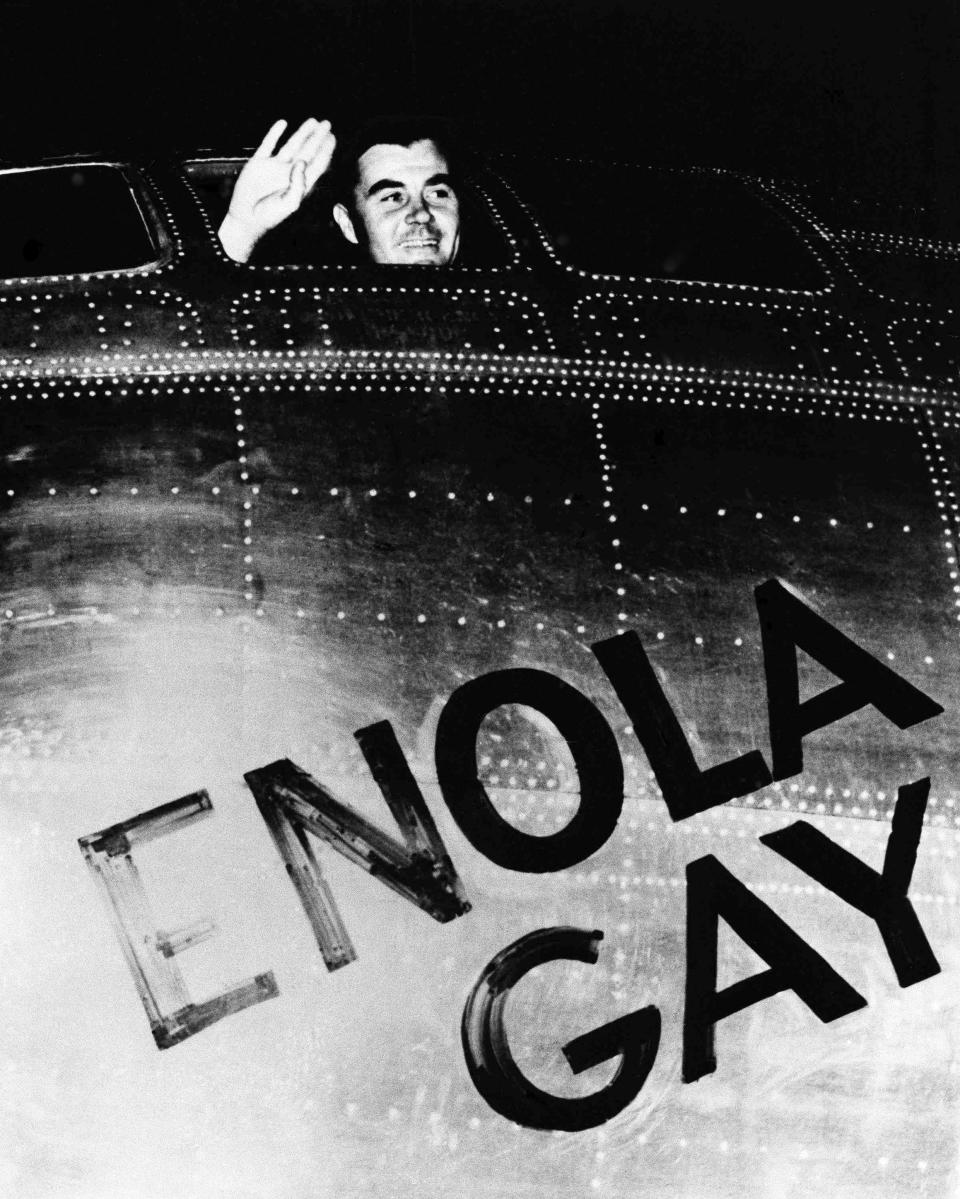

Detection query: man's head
(331, 117), (461, 266)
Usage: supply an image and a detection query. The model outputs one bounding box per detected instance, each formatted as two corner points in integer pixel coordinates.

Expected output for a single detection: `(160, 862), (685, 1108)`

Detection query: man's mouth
(401, 239), (439, 248)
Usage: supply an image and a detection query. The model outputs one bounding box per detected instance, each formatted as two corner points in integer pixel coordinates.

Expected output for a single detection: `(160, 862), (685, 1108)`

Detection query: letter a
(683, 854), (866, 1083)
(755, 579), (942, 779)
(592, 631), (771, 820)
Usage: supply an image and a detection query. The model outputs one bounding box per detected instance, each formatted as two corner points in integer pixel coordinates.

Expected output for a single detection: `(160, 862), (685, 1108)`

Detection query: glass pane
(0, 165), (157, 278)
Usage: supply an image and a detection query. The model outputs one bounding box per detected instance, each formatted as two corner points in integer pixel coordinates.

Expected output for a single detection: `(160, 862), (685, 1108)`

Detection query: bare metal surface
(0, 363), (958, 1197)
(1, 152), (959, 1196)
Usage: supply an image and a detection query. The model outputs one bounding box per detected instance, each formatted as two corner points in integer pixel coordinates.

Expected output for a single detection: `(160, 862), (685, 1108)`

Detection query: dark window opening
(499, 158), (827, 289)
(0, 165), (158, 279)
(184, 159), (514, 269)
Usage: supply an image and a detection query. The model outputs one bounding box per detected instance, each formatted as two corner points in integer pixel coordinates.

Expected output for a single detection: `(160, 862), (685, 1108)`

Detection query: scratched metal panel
(0, 379), (247, 791)
(0, 369), (958, 1198)
(0, 284), (208, 363)
(235, 375), (612, 742)
(226, 280), (555, 355)
(2, 781), (957, 1196)
(601, 392), (956, 797)
(573, 294), (883, 378)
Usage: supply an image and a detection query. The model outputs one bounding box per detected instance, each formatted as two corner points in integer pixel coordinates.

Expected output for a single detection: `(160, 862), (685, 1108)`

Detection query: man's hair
(329, 114), (465, 209)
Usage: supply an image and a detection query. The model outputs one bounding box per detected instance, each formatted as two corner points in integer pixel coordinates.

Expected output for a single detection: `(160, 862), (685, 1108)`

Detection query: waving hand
(218, 118), (337, 263)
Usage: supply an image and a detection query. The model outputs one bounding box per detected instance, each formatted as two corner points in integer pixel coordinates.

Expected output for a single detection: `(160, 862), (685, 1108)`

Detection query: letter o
(435, 668), (623, 872)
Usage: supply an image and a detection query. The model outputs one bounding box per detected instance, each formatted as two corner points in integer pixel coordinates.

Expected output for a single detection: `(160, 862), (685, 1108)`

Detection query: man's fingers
(281, 117), (330, 161)
(252, 160), (306, 226)
(302, 129), (337, 191)
(253, 119), (289, 159)
(278, 159), (308, 211)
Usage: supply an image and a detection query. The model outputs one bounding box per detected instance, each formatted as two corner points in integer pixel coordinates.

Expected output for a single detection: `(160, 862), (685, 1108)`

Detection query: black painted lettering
(592, 631), (772, 820)
(755, 579), (943, 780)
(462, 926), (661, 1130)
(760, 777), (940, 987)
(245, 727), (470, 972)
(683, 854), (866, 1083)
(435, 669), (623, 872)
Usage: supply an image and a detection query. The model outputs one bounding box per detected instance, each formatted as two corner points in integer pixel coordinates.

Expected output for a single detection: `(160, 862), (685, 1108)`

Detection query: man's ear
(332, 203), (359, 245)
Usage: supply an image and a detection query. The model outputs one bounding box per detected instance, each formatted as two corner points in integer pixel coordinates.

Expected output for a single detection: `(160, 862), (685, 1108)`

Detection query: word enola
(79, 580), (943, 1130)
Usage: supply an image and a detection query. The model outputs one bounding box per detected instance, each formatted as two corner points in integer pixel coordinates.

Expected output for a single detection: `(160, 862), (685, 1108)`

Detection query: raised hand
(218, 118), (337, 263)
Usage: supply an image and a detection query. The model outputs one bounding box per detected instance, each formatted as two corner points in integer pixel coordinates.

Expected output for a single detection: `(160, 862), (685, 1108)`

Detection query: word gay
(79, 580), (942, 1130)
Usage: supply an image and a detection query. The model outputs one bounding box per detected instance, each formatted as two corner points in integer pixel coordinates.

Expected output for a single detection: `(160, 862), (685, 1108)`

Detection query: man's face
(333, 139), (460, 266)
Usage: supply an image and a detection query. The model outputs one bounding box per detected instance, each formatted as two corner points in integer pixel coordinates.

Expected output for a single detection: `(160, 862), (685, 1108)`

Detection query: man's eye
(428, 187), (453, 201)
(382, 191), (404, 206)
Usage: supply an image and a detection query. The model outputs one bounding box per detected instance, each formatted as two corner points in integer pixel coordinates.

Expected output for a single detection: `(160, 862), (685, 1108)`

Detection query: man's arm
(218, 118), (337, 264)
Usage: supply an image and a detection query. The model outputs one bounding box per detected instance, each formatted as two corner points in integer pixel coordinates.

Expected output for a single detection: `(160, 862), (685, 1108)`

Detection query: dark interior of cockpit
(0, 156), (829, 286)
(495, 157), (827, 288)
(185, 156), (829, 286)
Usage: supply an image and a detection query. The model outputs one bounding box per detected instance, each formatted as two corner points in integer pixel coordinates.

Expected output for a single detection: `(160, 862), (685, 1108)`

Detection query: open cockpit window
(499, 158), (828, 290)
(0, 164), (161, 280)
(184, 158), (515, 268)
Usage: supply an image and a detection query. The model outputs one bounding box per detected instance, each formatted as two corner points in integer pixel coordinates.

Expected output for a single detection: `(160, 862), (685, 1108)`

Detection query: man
(218, 116), (461, 267)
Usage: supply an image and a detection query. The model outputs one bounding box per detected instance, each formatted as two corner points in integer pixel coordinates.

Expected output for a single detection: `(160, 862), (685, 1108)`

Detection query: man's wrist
(218, 212), (260, 264)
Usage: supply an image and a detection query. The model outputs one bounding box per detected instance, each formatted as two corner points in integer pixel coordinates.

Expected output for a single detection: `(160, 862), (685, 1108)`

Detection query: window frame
(0, 160), (173, 289)
(492, 157), (834, 297)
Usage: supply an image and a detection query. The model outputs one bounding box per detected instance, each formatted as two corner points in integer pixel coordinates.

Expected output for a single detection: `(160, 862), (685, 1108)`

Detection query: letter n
(245, 721), (471, 971)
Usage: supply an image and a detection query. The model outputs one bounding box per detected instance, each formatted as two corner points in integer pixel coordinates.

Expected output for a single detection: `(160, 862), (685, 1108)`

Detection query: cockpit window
(0, 165), (159, 280)
(183, 158), (515, 268)
(500, 158), (827, 289)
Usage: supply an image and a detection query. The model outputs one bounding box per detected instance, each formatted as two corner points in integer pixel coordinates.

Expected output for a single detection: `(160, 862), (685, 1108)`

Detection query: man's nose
(406, 195), (432, 223)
